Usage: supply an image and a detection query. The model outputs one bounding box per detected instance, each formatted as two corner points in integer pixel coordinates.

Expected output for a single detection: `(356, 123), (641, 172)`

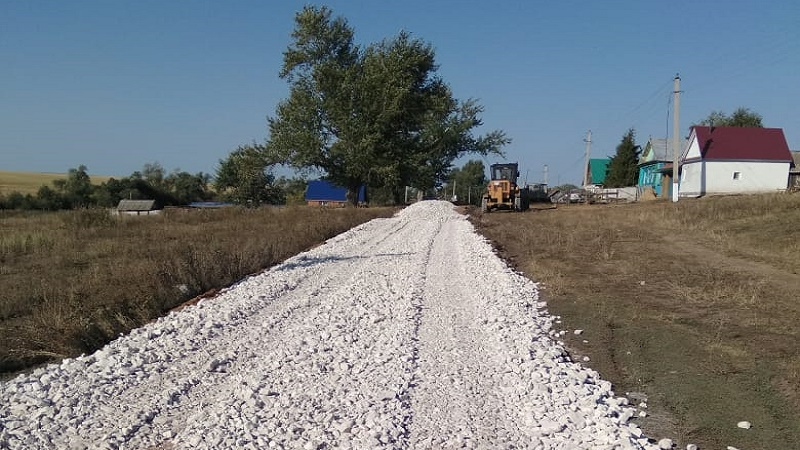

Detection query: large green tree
(141, 162), (166, 189)
(604, 129), (640, 188)
(697, 107), (763, 127)
(215, 145), (282, 206)
(52, 165), (94, 208)
(266, 6), (508, 205)
(164, 170), (212, 205)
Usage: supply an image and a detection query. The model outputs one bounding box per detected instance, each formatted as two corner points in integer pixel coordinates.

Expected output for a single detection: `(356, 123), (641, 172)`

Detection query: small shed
(305, 180), (365, 206)
(116, 199), (160, 216)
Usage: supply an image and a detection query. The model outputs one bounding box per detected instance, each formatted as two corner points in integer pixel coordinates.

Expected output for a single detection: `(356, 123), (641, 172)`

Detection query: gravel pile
(0, 201), (664, 449)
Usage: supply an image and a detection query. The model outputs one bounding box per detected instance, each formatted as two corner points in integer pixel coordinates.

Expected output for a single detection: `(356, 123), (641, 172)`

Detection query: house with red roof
(678, 126), (793, 197)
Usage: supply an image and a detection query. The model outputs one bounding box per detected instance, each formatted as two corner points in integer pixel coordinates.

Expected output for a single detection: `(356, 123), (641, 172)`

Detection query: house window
(732, 171), (741, 180)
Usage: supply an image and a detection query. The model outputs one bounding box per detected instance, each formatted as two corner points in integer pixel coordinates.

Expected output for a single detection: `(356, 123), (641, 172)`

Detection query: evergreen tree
(604, 129), (640, 188)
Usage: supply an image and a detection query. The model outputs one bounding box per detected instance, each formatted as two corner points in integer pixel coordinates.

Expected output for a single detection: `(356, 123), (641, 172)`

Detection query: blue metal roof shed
(305, 180), (365, 204)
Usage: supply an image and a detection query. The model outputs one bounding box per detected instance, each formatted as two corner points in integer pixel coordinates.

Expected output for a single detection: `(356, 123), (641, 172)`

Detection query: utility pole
(582, 130), (592, 188)
(672, 74), (681, 202)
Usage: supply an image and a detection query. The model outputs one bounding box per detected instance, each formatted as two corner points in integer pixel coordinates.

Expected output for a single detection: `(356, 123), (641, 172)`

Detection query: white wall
(683, 133), (701, 160)
(588, 186), (638, 201)
(679, 161), (789, 197)
(113, 209), (163, 216)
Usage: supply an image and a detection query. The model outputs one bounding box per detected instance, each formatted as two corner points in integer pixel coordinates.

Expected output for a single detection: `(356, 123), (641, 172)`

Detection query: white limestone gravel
(0, 200), (665, 449)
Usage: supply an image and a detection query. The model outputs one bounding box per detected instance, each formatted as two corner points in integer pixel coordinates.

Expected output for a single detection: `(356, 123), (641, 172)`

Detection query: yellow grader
(481, 163), (530, 212)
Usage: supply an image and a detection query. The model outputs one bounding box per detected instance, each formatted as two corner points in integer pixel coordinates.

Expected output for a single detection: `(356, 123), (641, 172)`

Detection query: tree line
(0, 164), (211, 211)
(0, 163), (311, 211)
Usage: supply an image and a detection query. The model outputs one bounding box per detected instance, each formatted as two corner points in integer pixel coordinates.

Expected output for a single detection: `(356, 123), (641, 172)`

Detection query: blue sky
(2, 0), (798, 185)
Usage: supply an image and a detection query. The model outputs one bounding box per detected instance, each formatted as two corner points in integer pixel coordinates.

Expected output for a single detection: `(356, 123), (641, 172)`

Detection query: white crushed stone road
(0, 201), (665, 449)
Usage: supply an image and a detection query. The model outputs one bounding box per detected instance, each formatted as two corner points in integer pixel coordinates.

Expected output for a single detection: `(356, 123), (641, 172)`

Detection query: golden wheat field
(0, 170), (115, 195)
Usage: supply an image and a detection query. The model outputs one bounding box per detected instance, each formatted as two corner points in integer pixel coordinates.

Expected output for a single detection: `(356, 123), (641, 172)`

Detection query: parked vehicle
(481, 163), (530, 212)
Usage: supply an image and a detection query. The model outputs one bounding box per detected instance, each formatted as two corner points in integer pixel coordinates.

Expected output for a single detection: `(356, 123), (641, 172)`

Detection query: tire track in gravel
(121, 215), (429, 449)
(405, 210), (657, 449)
(160, 212), (442, 449)
(407, 215), (531, 448)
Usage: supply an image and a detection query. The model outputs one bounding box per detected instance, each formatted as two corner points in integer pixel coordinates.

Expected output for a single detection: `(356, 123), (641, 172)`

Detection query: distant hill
(0, 170), (115, 195)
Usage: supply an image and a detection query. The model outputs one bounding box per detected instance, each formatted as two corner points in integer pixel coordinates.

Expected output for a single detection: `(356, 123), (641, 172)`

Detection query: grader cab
(481, 163), (530, 212)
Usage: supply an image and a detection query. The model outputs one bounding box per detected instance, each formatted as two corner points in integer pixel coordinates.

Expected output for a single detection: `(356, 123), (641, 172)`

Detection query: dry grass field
(3, 194), (798, 448)
(0, 206), (394, 376)
(472, 193), (800, 450)
(0, 170), (114, 195)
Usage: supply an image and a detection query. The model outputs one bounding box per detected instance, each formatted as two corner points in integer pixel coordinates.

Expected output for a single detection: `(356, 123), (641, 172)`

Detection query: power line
(665, 93), (672, 142)
(689, 26), (799, 94)
(606, 78), (674, 133)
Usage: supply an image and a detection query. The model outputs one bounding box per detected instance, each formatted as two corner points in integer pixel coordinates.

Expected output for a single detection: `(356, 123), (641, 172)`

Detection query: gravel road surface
(0, 201), (662, 449)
